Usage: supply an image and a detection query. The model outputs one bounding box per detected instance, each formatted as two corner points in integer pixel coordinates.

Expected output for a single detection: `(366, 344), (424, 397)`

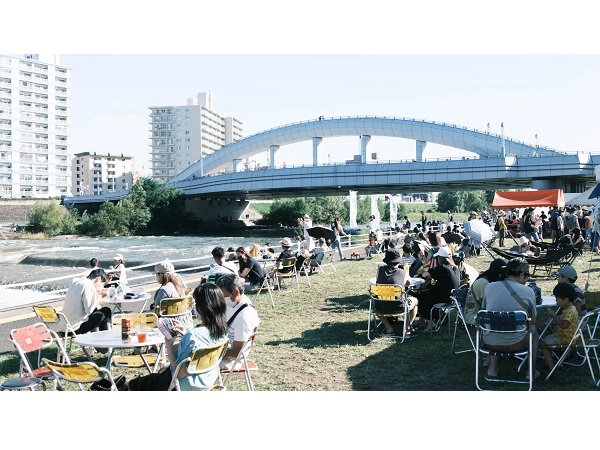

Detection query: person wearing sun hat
(413, 246), (461, 333)
(373, 248), (419, 336)
(152, 259), (185, 309)
(556, 265), (586, 316)
(106, 253), (127, 286)
(269, 237), (295, 284)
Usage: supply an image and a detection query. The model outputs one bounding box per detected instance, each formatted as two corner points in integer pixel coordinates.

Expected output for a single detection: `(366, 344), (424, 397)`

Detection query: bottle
(121, 318), (131, 341)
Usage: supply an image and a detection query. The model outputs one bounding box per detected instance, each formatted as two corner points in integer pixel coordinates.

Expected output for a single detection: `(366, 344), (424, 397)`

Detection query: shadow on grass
(265, 319), (369, 348)
(320, 294), (370, 314)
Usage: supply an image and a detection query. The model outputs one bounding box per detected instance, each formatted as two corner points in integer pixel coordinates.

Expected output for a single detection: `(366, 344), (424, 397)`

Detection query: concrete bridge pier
(416, 140), (427, 162)
(184, 198), (253, 223)
(531, 178), (590, 193)
(313, 137), (322, 166)
(270, 145), (279, 169)
(360, 135), (371, 163)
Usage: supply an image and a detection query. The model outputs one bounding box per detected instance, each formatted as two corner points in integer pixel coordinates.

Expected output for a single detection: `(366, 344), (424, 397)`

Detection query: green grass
(2, 249), (600, 391)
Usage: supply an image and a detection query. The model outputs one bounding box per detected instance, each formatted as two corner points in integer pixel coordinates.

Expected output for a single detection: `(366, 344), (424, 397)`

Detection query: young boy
(539, 282), (579, 370)
(556, 265), (586, 316)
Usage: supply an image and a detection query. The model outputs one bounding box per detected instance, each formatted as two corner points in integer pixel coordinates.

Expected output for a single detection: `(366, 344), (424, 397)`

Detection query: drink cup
(136, 326), (150, 343)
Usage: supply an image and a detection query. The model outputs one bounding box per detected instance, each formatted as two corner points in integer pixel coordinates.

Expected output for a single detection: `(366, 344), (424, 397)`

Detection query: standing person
(446, 210), (453, 225)
(236, 247), (266, 288)
(152, 260), (186, 309)
(481, 257), (539, 380)
(330, 217), (348, 261)
(367, 215), (379, 234)
(496, 211), (507, 247)
(421, 211), (427, 229)
(126, 282), (229, 391)
(523, 208), (539, 243)
(216, 274), (260, 371)
(62, 268), (112, 334)
(298, 214), (315, 251)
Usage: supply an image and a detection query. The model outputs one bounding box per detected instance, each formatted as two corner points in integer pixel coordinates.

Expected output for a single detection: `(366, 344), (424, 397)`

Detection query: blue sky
(52, 54), (600, 175)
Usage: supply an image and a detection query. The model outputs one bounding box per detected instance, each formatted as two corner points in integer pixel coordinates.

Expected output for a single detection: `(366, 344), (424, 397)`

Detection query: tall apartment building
(71, 152), (135, 196)
(0, 54), (71, 198)
(149, 92), (243, 182)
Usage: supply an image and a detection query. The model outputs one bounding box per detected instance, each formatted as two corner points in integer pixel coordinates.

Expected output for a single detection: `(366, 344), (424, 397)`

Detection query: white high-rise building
(0, 54), (71, 198)
(71, 152), (135, 196)
(149, 92), (243, 182)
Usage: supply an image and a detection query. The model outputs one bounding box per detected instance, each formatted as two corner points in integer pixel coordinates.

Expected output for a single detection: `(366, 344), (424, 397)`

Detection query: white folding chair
(220, 327), (259, 391)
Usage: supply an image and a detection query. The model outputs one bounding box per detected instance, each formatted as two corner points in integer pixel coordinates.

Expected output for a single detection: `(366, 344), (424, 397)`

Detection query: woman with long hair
(236, 246), (266, 287)
(126, 283), (228, 391)
(463, 258), (507, 326)
(152, 260), (185, 309)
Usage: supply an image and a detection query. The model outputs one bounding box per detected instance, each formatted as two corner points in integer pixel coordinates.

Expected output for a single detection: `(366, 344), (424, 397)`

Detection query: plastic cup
(136, 326), (150, 343)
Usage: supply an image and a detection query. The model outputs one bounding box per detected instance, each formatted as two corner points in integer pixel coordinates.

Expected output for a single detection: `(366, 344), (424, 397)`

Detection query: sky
(4, 1), (600, 445)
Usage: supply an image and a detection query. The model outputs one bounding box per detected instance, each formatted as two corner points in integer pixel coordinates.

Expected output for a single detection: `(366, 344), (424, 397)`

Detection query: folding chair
(110, 313), (165, 372)
(367, 284), (410, 343)
(158, 297), (194, 331)
(41, 359), (118, 391)
(0, 376), (46, 391)
(9, 322), (71, 383)
(254, 275), (275, 308)
(274, 257), (300, 290)
(221, 327), (259, 391)
(475, 310), (534, 391)
(32, 305), (77, 360)
(168, 339), (229, 391)
(308, 250), (336, 274)
(450, 284), (476, 354)
(545, 309), (600, 386)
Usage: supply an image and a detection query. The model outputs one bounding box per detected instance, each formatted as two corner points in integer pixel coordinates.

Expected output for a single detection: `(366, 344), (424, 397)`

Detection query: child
(365, 232), (379, 259)
(555, 265), (586, 316)
(539, 282), (579, 370)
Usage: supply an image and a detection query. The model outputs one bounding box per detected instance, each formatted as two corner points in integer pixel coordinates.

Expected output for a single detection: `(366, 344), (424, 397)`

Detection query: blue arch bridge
(64, 116), (600, 221)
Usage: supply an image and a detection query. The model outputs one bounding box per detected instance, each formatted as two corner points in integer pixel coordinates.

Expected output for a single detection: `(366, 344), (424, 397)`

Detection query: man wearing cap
(269, 237), (295, 284)
(496, 211), (507, 247)
(375, 249), (418, 336)
(481, 257), (539, 379)
(62, 268), (112, 334)
(556, 265), (586, 316)
(413, 247), (460, 333)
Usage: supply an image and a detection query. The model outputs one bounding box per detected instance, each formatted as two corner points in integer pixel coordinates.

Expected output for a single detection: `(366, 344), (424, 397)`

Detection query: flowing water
(0, 230), (293, 310)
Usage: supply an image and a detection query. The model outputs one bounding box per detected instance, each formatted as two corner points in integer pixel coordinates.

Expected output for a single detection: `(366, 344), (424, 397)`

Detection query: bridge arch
(171, 116), (562, 182)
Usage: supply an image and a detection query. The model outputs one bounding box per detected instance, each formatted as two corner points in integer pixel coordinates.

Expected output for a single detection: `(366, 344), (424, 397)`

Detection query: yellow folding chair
(41, 359), (118, 391)
(110, 313), (164, 372)
(33, 305), (77, 360)
(159, 297), (194, 330)
(168, 339), (229, 391)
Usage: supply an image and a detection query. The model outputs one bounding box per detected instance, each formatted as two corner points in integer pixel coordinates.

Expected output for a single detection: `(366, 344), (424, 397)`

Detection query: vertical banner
(349, 191), (357, 228)
(389, 194), (397, 229)
(371, 195), (381, 224)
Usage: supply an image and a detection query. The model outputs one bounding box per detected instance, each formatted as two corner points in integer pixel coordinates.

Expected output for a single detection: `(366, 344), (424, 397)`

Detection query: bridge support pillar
(232, 159), (241, 172)
(416, 140), (427, 162)
(531, 178), (590, 192)
(270, 145), (279, 169)
(313, 137), (322, 166)
(360, 135), (371, 163)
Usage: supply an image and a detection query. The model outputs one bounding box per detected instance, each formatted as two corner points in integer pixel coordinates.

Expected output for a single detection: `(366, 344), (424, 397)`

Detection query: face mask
(226, 295), (236, 307)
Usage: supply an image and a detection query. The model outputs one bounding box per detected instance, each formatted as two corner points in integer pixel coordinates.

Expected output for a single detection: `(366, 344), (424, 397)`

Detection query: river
(0, 230), (294, 309)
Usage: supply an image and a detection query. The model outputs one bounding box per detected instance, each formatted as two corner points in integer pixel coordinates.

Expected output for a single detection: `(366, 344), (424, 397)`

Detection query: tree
(437, 190), (489, 213)
(28, 203), (71, 237)
(257, 198), (307, 226)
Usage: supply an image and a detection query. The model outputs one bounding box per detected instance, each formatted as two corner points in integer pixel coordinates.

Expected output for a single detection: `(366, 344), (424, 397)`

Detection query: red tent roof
(492, 189), (565, 209)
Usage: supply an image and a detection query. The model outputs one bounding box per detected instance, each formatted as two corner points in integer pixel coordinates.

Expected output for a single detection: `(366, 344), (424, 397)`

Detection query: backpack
(494, 219), (500, 232)
(565, 213), (577, 230)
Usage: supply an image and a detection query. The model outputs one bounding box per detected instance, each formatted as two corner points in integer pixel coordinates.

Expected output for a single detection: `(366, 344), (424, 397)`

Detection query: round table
(100, 293), (151, 313)
(74, 329), (164, 373)
(369, 277), (425, 287)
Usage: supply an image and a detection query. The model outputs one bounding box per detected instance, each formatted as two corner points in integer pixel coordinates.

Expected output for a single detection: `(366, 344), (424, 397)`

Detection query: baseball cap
(557, 265), (577, 280)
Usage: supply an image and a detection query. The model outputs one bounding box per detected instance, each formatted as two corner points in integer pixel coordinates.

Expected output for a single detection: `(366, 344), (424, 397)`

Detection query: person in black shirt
(236, 246), (266, 288)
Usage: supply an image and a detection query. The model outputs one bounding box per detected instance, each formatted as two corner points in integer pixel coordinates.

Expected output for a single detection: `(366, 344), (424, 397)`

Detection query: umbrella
(463, 219), (495, 244)
(307, 225), (336, 242)
(588, 183), (600, 200)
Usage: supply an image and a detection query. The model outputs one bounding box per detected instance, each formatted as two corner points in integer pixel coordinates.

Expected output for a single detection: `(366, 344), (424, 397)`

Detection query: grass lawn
(2, 245), (600, 392)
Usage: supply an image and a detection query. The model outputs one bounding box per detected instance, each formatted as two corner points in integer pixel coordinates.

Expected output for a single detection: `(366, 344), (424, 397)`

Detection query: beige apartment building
(0, 54), (71, 198)
(149, 92), (243, 182)
(71, 152), (135, 196)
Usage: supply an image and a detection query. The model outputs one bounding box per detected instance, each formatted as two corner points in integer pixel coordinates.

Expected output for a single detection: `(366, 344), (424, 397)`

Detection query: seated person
(152, 260), (186, 310)
(207, 247), (238, 276)
(311, 237), (329, 263)
(236, 246), (267, 289)
(216, 274), (260, 371)
(269, 237), (296, 282)
(556, 265), (586, 316)
(62, 269), (112, 335)
(513, 236), (540, 257)
(400, 243), (416, 268)
(464, 258), (507, 326)
(375, 249), (418, 336)
(365, 233), (380, 259)
(413, 247), (460, 333)
(126, 282), (228, 391)
(538, 283), (579, 371)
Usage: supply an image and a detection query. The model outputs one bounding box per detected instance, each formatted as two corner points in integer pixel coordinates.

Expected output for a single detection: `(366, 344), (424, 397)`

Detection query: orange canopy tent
(492, 189), (565, 209)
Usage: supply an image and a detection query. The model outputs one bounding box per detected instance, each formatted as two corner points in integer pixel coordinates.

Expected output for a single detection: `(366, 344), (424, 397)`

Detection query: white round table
(100, 293), (151, 313)
(74, 329), (164, 373)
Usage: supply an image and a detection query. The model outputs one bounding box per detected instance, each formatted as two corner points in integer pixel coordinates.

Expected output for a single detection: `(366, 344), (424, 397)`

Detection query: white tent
(565, 185), (599, 206)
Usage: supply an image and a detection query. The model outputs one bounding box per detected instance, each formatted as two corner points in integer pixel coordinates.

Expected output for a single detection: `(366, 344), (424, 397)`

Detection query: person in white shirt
(207, 247), (238, 276)
(312, 237), (329, 262)
(298, 214), (315, 251)
(216, 274), (260, 370)
(62, 268), (112, 334)
(106, 253), (127, 286)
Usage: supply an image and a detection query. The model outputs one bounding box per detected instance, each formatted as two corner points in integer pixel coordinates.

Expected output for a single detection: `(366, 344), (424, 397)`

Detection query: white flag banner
(349, 191), (357, 228)
(389, 195), (398, 229)
(371, 195), (381, 224)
